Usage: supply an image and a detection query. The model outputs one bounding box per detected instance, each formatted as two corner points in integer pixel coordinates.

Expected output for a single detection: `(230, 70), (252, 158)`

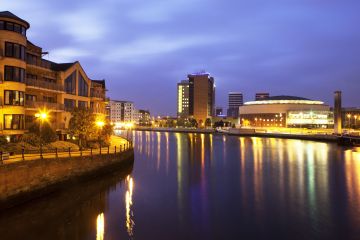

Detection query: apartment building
(0, 11), (107, 140)
(109, 100), (134, 124)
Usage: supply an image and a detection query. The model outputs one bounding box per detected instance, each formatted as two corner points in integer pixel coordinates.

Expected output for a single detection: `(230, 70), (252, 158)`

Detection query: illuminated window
(4, 90), (24, 106)
(4, 114), (24, 130)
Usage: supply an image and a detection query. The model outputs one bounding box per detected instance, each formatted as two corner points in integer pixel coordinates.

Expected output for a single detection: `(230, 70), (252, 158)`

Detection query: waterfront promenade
(0, 136), (130, 164)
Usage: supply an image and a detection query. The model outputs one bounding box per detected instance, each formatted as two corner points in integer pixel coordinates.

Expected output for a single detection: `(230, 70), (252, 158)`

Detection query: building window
(78, 74), (89, 97)
(5, 42), (26, 60)
(78, 101), (88, 109)
(25, 94), (37, 102)
(65, 71), (76, 95)
(4, 114), (24, 130)
(64, 99), (76, 110)
(4, 90), (24, 106)
(4, 66), (25, 83)
(1, 21), (26, 36)
(26, 53), (38, 65)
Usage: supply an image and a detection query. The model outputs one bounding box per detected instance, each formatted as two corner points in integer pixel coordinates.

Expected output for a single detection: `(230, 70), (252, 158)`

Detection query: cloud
(101, 35), (224, 63)
(55, 8), (110, 42)
(47, 47), (92, 63)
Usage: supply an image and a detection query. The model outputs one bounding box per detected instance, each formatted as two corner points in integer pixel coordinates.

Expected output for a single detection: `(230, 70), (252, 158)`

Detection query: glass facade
(4, 66), (25, 83)
(64, 98), (76, 110)
(65, 71), (76, 95)
(78, 100), (88, 109)
(78, 74), (89, 97)
(4, 114), (25, 130)
(5, 42), (26, 60)
(4, 90), (24, 106)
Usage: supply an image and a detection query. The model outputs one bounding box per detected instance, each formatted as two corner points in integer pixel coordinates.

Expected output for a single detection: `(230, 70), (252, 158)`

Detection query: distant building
(138, 109), (151, 126)
(109, 100), (134, 123)
(177, 80), (190, 118)
(227, 92), (243, 118)
(187, 72), (215, 125)
(255, 92), (270, 101)
(216, 107), (223, 116)
(239, 95), (333, 128)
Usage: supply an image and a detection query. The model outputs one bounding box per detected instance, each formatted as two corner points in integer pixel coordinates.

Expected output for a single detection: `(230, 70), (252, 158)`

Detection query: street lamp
(96, 121), (105, 146)
(347, 114), (352, 128)
(35, 110), (48, 149)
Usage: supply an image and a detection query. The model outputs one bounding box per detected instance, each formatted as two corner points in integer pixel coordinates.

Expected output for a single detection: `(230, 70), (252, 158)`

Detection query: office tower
(334, 91), (342, 134)
(177, 80), (189, 118)
(109, 100), (134, 123)
(227, 92), (243, 118)
(188, 72), (215, 125)
(255, 92), (270, 101)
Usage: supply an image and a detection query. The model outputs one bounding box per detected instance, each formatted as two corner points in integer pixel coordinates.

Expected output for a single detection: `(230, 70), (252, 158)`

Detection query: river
(0, 131), (360, 240)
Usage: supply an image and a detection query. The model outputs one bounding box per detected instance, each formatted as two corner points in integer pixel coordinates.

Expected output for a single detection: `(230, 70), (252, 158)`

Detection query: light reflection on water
(1, 131), (360, 239)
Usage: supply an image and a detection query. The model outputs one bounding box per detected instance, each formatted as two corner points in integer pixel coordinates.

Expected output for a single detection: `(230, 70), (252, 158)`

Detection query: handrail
(25, 78), (64, 92)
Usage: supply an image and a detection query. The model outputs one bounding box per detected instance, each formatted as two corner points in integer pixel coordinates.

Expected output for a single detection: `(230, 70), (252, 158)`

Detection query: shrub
(45, 141), (79, 151)
(0, 135), (8, 146)
(20, 133), (42, 146)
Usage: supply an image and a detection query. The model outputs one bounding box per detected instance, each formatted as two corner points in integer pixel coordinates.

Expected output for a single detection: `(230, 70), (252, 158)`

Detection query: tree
(189, 118), (198, 128)
(68, 108), (97, 147)
(99, 120), (114, 146)
(205, 118), (212, 128)
(27, 122), (57, 145)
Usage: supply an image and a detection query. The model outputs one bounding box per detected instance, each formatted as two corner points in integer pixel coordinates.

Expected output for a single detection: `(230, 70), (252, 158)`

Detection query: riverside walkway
(0, 136), (131, 165)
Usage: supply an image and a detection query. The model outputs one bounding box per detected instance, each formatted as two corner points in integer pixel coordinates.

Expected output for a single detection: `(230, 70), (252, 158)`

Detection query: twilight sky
(3, 0), (360, 115)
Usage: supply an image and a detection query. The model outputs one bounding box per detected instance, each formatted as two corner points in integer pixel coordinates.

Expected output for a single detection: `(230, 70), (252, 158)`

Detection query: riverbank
(0, 144), (134, 210)
(134, 127), (360, 144)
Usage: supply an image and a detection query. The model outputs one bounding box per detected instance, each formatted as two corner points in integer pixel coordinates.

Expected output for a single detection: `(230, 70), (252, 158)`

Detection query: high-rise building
(177, 80), (189, 118)
(227, 92), (243, 118)
(255, 92), (270, 101)
(0, 11), (107, 141)
(188, 72), (215, 125)
(109, 100), (134, 123)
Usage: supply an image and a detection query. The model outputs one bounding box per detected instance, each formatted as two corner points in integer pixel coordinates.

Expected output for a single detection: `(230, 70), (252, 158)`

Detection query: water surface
(1, 131), (360, 240)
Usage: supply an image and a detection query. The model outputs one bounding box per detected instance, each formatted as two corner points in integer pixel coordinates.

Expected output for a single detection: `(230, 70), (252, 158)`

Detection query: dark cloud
(4, 0), (360, 115)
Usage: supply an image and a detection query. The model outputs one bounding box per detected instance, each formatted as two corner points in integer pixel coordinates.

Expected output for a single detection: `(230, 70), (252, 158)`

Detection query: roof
(0, 11), (30, 28)
(91, 79), (106, 88)
(263, 95), (310, 101)
(50, 62), (76, 71)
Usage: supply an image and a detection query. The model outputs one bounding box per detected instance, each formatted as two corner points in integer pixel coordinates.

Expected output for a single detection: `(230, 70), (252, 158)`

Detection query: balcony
(25, 101), (65, 112)
(90, 91), (106, 100)
(26, 78), (64, 92)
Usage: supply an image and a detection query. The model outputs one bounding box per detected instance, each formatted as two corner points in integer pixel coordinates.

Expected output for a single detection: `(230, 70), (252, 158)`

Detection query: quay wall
(0, 149), (134, 210)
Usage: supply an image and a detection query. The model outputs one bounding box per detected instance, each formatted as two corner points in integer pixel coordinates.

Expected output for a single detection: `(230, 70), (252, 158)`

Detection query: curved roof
(0, 11), (30, 29)
(244, 95), (324, 106)
(264, 95), (310, 101)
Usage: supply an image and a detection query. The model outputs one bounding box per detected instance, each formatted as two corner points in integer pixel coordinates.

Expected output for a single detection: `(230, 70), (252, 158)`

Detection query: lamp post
(355, 115), (358, 128)
(35, 111), (48, 152)
(96, 121), (105, 146)
(347, 114), (352, 128)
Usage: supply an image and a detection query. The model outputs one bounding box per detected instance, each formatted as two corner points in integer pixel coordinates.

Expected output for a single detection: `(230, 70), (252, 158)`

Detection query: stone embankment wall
(0, 149), (134, 209)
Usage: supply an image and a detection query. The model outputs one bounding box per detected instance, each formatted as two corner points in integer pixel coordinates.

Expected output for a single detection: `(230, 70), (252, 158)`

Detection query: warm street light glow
(96, 121), (105, 128)
(35, 110), (49, 121)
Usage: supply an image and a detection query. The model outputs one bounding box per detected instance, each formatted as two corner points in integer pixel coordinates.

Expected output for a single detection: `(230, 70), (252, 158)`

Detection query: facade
(239, 96), (333, 128)
(227, 92), (243, 118)
(255, 92), (270, 101)
(138, 109), (151, 126)
(215, 107), (223, 116)
(0, 11), (107, 140)
(109, 100), (134, 124)
(177, 80), (189, 118)
(188, 72), (215, 125)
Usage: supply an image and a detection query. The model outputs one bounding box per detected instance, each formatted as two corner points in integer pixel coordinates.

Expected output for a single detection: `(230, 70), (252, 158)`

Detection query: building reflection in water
(96, 213), (105, 240)
(157, 132), (161, 171)
(125, 175), (135, 237)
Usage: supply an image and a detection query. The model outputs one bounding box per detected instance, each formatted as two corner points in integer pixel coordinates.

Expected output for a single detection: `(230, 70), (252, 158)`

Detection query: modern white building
(177, 80), (190, 118)
(239, 95), (334, 128)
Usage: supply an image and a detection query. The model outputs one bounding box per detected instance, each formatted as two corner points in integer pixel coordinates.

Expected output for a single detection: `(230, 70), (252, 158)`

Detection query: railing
(26, 78), (64, 92)
(0, 141), (133, 164)
(25, 101), (65, 111)
(90, 92), (106, 99)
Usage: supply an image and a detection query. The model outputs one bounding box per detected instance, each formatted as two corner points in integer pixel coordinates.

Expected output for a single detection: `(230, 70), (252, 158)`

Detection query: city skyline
(3, 0), (360, 115)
